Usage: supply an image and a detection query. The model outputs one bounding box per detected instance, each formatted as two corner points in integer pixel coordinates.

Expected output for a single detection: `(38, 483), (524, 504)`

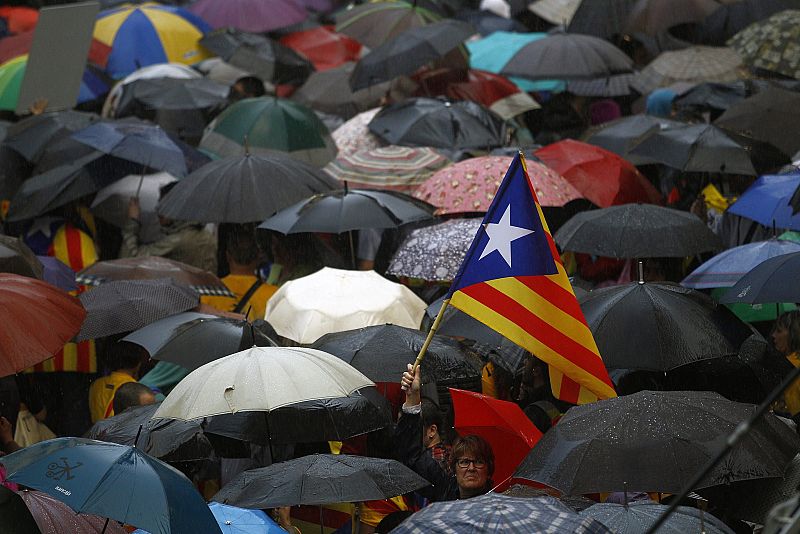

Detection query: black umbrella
(0, 235), (43, 279)
(720, 251), (800, 304)
(499, 31), (633, 81)
(292, 62), (395, 119)
(75, 278), (200, 341)
(580, 282), (753, 373)
(673, 80), (760, 117)
(212, 454), (430, 508)
(116, 77), (230, 112)
(310, 324), (483, 383)
(122, 312), (278, 371)
(579, 500), (734, 534)
(157, 152), (339, 224)
(693, 0), (800, 45)
(714, 86), (800, 158)
(583, 115), (682, 165)
(258, 188), (434, 234)
(567, 0), (639, 38)
(628, 123), (758, 175)
(202, 387), (393, 445)
(0, 486), (40, 534)
(2, 110), (98, 163)
(554, 204), (723, 259)
(0, 146), (31, 202)
(513, 390), (800, 495)
(199, 28), (314, 85)
(349, 19), (474, 91)
(5, 152), (140, 222)
(368, 97), (507, 150)
(71, 121), (189, 178)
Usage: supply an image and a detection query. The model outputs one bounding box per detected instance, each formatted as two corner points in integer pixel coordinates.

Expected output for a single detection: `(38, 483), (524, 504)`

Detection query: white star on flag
(479, 204), (534, 268)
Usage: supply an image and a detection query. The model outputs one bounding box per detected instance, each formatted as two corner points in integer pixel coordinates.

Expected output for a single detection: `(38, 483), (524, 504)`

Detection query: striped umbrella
(94, 2), (212, 79)
(324, 145), (450, 192)
(200, 97), (338, 167)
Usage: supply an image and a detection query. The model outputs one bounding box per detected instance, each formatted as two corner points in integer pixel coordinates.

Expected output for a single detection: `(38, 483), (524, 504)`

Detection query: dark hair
(233, 76), (266, 98)
(420, 397), (442, 431)
(775, 311), (800, 354)
(226, 229), (259, 265)
(113, 341), (145, 371)
(375, 511), (414, 533)
(112, 382), (154, 415)
(450, 434), (495, 477)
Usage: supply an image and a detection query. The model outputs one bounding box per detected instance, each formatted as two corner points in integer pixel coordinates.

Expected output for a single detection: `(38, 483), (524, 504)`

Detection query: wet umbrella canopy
(0, 486), (40, 534)
(721, 251), (800, 304)
(212, 454), (430, 508)
(19, 490), (129, 534)
(310, 324), (484, 383)
(580, 500), (735, 534)
(513, 390), (800, 495)
(0, 234), (43, 279)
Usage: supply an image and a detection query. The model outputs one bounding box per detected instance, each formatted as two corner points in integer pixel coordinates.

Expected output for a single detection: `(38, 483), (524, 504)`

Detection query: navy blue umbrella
(0, 437), (222, 534)
(720, 251), (800, 305)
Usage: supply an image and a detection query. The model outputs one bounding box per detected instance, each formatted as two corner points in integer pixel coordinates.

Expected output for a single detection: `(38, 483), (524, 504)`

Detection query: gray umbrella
(0, 235), (43, 279)
(212, 454), (430, 508)
(500, 31), (633, 81)
(76, 278), (199, 340)
(583, 115), (683, 165)
(554, 204), (723, 259)
(292, 62), (393, 120)
(628, 123), (758, 175)
(580, 501), (735, 534)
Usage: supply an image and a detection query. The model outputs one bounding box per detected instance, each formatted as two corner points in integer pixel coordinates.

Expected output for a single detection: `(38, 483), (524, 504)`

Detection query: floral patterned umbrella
(413, 155), (582, 215)
(331, 107), (383, 158)
(387, 217), (481, 281)
(728, 9), (800, 80)
(323, 145), (450, 192)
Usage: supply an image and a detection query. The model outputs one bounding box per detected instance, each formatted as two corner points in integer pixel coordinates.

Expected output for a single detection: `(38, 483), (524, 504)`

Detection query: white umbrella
(153, 346), (374, 420)
(102, 62), (202, 117)
(265, 267), (427, 344)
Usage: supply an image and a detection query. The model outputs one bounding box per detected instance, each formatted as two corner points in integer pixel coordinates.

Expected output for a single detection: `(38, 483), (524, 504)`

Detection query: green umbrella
(0, 55), (26, 111)
(199, 97), (338, 167)
(780, 230), (800, 244)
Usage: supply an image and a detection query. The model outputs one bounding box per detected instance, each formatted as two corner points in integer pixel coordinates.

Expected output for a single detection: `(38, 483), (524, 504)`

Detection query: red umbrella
(535, 139), (663, 208)
(0, 31), (112, 67)
(0, 274), (86, 377)
(19, 490), (128, 534)
(450, 388), (542, 484)
(279, 25), (362, 71)
(414, 155), (582, 215)
(0, 7), (38, 34)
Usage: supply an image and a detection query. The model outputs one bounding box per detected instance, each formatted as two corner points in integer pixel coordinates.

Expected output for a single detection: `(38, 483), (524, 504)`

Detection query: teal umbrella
(465, 31), (565, 93)
(0, 437), (222, 534)
(200, 97), (338, 167)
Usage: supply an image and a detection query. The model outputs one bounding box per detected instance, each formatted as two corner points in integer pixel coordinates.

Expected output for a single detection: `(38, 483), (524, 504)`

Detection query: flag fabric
(447, 153), (616, 404)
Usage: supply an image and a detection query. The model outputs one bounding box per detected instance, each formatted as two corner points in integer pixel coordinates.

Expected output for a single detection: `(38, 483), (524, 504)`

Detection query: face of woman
(455, 456), (489, 494)
(773, 326), (791, 355)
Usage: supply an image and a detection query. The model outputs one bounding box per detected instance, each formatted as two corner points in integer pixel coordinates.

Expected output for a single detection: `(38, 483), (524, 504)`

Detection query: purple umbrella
(36, 256), (77, 292)
(189, 0), (308, 33)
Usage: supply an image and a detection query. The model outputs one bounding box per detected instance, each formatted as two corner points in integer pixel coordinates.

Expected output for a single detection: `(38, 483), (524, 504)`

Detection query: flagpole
(402, 297), (450, 389)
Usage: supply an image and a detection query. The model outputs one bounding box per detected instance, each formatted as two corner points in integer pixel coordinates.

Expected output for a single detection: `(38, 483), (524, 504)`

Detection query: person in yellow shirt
(203, 230), (277, 321)
(773, 311), (800, 418)
(88, 342), (145, 423)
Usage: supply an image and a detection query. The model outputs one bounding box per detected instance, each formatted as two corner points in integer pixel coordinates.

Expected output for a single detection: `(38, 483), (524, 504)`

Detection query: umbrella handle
(402, 298), (451, 391)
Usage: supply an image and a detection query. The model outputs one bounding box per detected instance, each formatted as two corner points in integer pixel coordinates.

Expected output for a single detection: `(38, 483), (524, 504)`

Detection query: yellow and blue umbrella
(95, 2), (212, 79)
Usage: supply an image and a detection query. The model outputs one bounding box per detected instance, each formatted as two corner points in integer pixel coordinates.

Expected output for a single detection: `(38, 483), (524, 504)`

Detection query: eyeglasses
(456, 457), (486, 469)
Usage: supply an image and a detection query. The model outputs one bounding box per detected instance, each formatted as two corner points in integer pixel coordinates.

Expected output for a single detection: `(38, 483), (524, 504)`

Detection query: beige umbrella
(631, 46), (745, 95)
(331, 107), (384, 158)
(528, 0), (582, 25)
(265, 267), (427, 344)
(152, 346), (374, 420)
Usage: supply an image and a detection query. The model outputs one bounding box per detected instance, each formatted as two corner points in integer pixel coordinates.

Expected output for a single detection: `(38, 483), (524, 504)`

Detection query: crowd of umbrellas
(1, 0), (800, 532)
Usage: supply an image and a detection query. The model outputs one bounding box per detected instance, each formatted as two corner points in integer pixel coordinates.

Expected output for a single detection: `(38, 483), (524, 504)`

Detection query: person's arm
(121, 198), (181, 258)
(0, 417), (20, 454)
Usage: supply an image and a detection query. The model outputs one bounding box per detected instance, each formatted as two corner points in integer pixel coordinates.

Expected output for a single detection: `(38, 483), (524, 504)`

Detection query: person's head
(773, 311), (800, 356)
(112, 341), (146, 375)
(112, 382), (156, 415)
(230, 76), (266, 102)
(421, 397), (443, 449)
(451, 434), (494, 497)
(226, 228), (260, 270)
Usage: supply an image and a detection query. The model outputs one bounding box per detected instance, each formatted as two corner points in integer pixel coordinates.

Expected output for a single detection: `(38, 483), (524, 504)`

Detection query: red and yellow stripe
(450, 156), (615, 405)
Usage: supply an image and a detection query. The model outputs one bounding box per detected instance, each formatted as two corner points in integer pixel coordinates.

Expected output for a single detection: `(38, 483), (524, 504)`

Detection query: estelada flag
(446, 153), (616, 404)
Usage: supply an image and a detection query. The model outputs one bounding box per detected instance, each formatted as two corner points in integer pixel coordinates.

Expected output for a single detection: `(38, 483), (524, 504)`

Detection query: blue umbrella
(133, 502), (285, 534)
(71, 121), (188, 178)
(36, 255), (77, 291)
(727, 173), (800, 231)
(720, 251), (800, 305)
(465, 31), (565, 93)
(0, 437), (222, 534)
(682, 238), (800, 289)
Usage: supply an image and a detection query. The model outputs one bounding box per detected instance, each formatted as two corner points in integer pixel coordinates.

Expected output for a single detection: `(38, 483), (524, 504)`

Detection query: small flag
(447, 153), (615, 404)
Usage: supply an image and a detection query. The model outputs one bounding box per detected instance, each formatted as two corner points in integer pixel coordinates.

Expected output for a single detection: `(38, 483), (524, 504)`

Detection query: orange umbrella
(535, 139), (663, 208)
(450, 388), (542, 484)
(0, 274), (85, 377)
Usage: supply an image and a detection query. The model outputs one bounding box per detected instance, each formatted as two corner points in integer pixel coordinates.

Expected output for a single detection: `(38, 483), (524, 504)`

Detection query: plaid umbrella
(632, 46), (744, 95)
(324, 145), (449, 192)
(414, 155), (582, 215)
(76, 278), (199, 340)
(331, 107), (383, 157)
(387, 218), (481, 280)
(390, 494), (612, 534)
(727, 9), (800, 80)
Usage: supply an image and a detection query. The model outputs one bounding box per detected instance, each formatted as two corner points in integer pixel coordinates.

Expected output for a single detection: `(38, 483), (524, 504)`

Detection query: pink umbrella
(19, 490), (128, 534)
(331, 108), (384, 158)
(414, 155), (583, 215)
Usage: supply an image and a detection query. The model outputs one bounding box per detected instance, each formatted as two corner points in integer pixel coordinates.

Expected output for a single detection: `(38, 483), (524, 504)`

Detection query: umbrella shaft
(403, 298), (451, 391)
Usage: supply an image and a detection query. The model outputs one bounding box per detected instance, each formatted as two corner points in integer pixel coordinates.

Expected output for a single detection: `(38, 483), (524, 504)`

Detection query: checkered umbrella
(728, 9), (800, 80)
(632, 46), (744, 95)
(390, 493), (612, 534)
